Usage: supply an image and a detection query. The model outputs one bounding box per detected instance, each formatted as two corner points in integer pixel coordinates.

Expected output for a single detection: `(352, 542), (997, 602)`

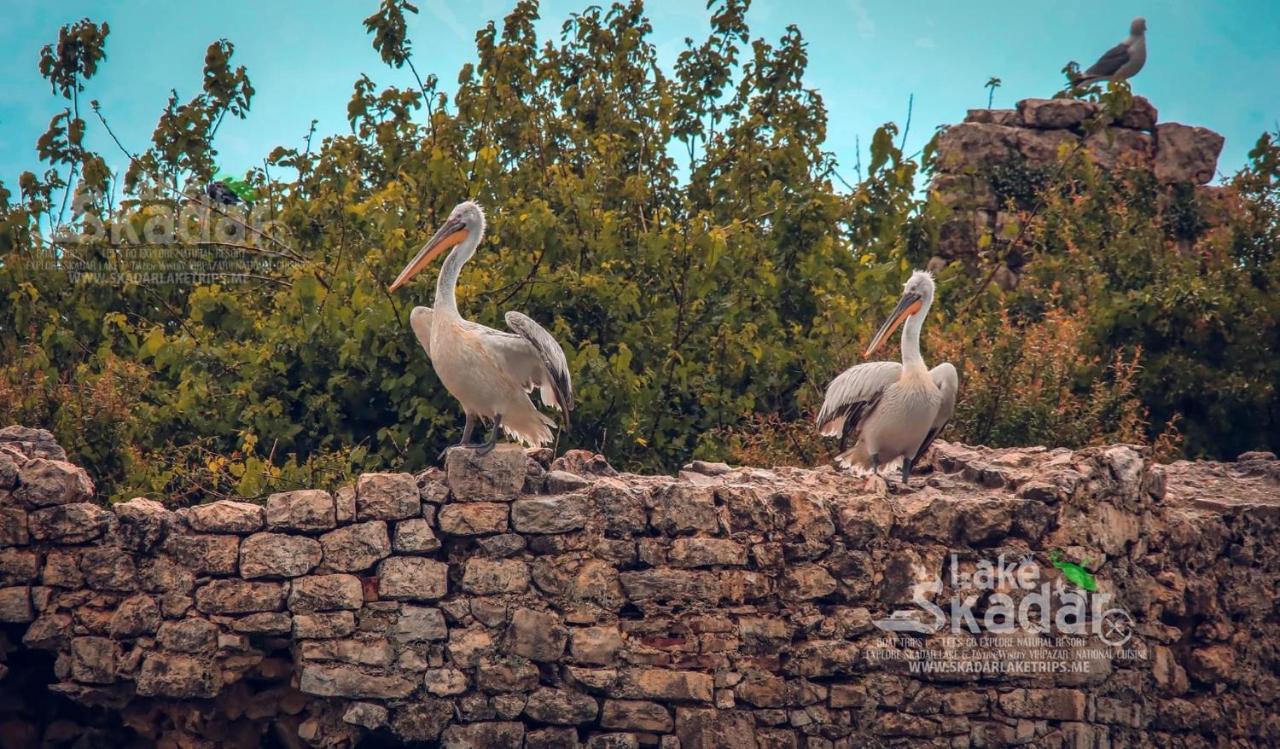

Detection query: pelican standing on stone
(816, 270), (957, 490)
(1071, 17), (1147, 86)
(388, 201), (573, 454)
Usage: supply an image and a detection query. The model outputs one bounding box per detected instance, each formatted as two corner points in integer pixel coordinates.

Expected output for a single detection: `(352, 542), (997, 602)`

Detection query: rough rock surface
(0, 428), (1277, 748)
(935, 96), (1225, 274)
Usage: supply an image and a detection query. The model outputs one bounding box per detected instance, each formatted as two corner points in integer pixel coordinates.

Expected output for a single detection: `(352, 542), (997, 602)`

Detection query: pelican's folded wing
(816, 361), (901, 448)
(502, 311), (574, 427)
(1085, 41), (1131, 77)
(408, 306), (434, 360)
(914, 362), (958, 461)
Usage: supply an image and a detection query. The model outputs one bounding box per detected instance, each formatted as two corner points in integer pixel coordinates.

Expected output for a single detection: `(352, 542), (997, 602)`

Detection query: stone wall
(1, 424), (1278, 748)
(929, 96), (1228, 287)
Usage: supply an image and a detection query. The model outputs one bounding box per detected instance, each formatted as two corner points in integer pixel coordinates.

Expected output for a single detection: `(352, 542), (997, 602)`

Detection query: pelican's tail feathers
(501, 409), (557, 447)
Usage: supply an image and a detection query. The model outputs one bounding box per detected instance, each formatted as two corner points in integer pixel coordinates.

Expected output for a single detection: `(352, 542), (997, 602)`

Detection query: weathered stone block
(425, 667), (470, 696)
(187, 500), (264, 534)
(0, 548), (38, 586)
(998, 688), (1086, 721)
(163, 533), (240, 576)
(239, 532), (321, 578)
(615, 668), (714, 702)
(440, 721), (525, 749)
(299, 664), (416, 698)
(668, 537), (747, 568)
(70, 636), (118, 683)
(602, 699), (674, 732)
(1018, 98), (1097, 129)
(195, 579), (285, 614)
(157, 618), (218, 653)
(288, 574), (363, 612)
(114, 498), (173, 551)
(231, 611), (292, 635)
(28, 503), (108, 544)
(571, 625), (623, 665)
(0, 506), (29, 546)
(524, 687), (599, 724)
(476, 655), (540, 693)
(320, 520), (391, 572)
(438, 502), (509, 535)
(462, 558), (530, 595)
(342, 702), (389, 730)
(301, 637), (395, 667)
(15, 458), (93, 507)
(0, 586), (33, 622)
(445, 445), (526, 501)
(393, 604), (448, 642)
(1155, 123), (1224, 184)
(294, 610), (357, 639)
(507, 607), (568, 661)
(266, 489), (336, 531)
(108, 594), (160, 637)
(356, 473), (421, 520)
(378, 557), (448, 600)
(512, 494), (589, 534)
(392, 517), (440, 553)
(136, 653), (221, 698)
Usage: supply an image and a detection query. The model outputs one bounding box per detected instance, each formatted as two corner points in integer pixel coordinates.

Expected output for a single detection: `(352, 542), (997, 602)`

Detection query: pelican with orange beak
(816, 270), (957, 490)
(389, 201), (573, 455)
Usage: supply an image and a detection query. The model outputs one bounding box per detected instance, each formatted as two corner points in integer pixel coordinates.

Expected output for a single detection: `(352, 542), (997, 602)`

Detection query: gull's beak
(865, 291), (923, 357)
(387, 218), (468, 292)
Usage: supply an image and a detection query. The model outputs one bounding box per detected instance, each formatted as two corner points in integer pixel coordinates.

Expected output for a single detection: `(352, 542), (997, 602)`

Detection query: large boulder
(1154, 123), (1224, 184)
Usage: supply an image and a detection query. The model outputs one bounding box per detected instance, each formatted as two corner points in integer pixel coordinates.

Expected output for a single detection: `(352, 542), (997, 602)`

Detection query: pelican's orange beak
(865, 291), (922, 357)
(388, 218), (469, 292)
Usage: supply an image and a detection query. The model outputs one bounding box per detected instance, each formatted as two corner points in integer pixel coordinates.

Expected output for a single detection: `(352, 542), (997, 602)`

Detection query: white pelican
(816, 270), (958, 489)
(388, 201), (573, 454)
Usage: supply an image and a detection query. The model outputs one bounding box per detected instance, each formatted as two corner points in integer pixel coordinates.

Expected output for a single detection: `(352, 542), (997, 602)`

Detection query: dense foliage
(1, 1), (1276, 503)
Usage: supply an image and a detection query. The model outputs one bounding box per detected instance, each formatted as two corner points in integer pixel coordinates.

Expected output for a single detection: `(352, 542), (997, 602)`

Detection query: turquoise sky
(2, 0), (1277, 193)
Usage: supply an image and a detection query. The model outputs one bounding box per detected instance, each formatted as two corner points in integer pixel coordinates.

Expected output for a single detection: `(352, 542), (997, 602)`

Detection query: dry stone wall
(930, 96), (1228, 286)
(1, 424), (1279, 748)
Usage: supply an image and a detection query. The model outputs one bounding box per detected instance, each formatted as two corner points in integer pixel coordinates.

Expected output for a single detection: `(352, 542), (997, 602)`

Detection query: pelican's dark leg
(440, 413), (483, 462)
(476, 414), (502, 456)
(901, 456), (914, 487)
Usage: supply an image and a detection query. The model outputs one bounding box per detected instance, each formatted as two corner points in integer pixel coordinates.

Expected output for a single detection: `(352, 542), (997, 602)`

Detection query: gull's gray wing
(914, 362), (958, 461)
(501, 311), (574, 427)
(1085, 41), (1131, 77)
(816, 361), (901, 450)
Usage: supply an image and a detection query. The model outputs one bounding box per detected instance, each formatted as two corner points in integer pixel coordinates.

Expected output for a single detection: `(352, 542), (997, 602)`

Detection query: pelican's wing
(816, 361), (901, 449)
(1085, 41), (1131, 77)
(500, 311), (574, 426)
(914, 362), (958, 461)
(408, 306), (434, 360)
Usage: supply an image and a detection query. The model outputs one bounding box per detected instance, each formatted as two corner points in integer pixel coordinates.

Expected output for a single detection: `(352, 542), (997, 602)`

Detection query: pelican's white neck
(900, 291), (933, 372)
(434, 230), (482, 318)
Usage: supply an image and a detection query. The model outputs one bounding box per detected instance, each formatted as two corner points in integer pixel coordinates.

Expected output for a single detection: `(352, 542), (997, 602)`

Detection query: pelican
(816, 270), (958, 490)
(388, 201), (573, 454)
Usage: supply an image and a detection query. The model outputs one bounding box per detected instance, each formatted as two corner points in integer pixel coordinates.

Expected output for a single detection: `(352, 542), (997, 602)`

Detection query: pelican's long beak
(865, 291), (923, 357)
(387, 218), (469, 292)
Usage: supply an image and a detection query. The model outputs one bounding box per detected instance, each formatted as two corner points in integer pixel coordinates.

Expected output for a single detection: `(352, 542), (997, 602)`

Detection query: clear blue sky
(2, 0), (1277, 192)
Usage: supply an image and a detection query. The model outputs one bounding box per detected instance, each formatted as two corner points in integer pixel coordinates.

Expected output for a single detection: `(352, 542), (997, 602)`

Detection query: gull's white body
(817, 271), (958, 477)
(398, 203), (572, 447)
(1077, 18), (1147, 84)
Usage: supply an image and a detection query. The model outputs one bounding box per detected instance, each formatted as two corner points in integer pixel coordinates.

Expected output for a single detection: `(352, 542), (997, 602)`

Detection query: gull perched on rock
(1072, 17), (1147, 85)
